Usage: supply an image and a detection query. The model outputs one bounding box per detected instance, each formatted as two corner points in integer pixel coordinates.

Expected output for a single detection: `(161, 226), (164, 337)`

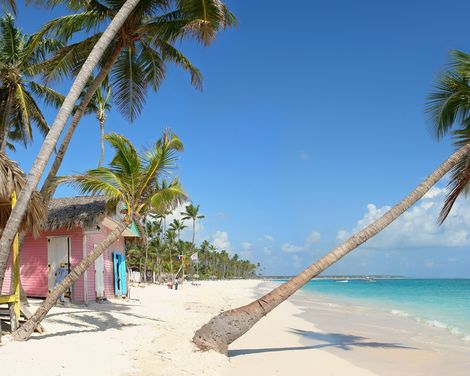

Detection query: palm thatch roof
(0, 153), (47, 238)
(45, 196), (109, 231)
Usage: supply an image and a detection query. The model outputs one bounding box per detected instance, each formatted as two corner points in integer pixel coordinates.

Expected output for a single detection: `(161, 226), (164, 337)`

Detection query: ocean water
(295, 278), (470, 342)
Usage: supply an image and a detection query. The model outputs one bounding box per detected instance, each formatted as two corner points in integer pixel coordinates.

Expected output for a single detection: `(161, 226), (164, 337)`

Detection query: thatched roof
(45, 196), (110, 231)
(0, 153), (47, 237)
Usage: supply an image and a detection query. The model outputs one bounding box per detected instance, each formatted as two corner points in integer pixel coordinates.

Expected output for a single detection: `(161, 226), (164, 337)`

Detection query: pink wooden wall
(86, 226), (125, 301)
(2, 227), (84, 300)
(2, 224), (126, 304)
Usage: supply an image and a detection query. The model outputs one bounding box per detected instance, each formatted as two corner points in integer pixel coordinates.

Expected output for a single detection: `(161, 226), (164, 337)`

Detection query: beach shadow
(229, 328), (416, 357)
(30, 311), (139, 340)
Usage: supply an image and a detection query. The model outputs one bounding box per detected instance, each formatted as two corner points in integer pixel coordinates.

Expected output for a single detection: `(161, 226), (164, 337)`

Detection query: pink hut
(2, 196), (139, 304)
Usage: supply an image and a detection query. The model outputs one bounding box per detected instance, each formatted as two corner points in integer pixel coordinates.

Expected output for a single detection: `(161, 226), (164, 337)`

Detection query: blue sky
(10, 0), (470, 277)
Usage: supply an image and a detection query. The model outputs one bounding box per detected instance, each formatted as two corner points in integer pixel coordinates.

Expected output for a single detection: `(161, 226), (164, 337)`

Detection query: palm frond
(27, 81), (65, 109)
(111, 48), (147, 121)
(39, 34), (101, 82)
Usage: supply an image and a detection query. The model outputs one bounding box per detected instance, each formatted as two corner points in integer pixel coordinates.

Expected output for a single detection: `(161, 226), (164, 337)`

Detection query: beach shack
(2, 196), (139, 304)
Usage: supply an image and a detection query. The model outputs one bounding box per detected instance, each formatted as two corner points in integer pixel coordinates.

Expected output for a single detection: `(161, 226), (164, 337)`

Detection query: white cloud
(241, 242), (253, 251)
(263, 235), (274, 241)
(305, 231), (321, 244)
(212, 231), (230, 250)
(336, 186), (470, 250)
(281, 242), (304, 253)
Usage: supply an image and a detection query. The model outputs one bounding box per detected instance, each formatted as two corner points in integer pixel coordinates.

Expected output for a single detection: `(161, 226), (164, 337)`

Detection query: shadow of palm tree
(228, 328), (417, 357)
(30, 311), (139, 340)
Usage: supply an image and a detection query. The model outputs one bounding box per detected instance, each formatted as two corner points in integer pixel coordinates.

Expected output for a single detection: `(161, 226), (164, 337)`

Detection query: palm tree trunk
(12, 221), (127, 341)
(136, 220), (149, 282)
(193, 142), (470, 354)
(0, 94), (13, 153)
(98, 118), (105, 167)
(0, 0), (141, 290)
(40, 46), (122, 201)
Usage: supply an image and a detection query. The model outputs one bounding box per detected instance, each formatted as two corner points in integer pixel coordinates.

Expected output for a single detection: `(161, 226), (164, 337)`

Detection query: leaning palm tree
(38, 0), (236, 201)
(0, 0), (143, 290)
(192, 52), (470, 354)
(12, 130), (186, 340)
(0, 14), (64, 152)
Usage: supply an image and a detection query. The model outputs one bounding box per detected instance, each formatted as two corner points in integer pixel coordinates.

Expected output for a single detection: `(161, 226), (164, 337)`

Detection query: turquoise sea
(290, 278), (470, 342)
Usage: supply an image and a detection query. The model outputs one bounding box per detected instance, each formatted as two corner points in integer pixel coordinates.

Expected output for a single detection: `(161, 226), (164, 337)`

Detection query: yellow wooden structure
(0, 191), (21, 328)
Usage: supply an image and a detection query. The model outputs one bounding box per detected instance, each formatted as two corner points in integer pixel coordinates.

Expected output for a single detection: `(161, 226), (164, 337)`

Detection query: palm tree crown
(427, 50), (470, 222)
(0, 14), (63, 152)
(61, 130), (187, 222)
(38, 0), (236, 121)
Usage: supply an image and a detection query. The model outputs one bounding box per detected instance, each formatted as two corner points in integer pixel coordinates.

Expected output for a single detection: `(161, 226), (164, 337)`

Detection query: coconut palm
(192, 51), (470, 353)
(38, 0), (236, 201)
(0, 0), (143, 291)
(12, 130), (186, 340)
(426, 50), (470, 223)
(0, 14), (64, 152)
(193, 144), (470, 354)
(169, 217), (187, 279)
(182, 203), (204, 246)
(94, 83), (112, 167)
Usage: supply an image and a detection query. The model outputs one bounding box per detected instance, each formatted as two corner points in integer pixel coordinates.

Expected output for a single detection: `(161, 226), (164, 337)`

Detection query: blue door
(113, 252), (127, 296)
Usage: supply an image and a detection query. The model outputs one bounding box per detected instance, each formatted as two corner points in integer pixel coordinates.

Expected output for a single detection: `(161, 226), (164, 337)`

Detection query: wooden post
(9, 192), (20, 330)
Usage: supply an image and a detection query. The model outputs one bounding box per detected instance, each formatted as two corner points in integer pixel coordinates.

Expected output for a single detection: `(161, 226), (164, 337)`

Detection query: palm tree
(38, 0), (236, 201)
(169, 218), (187, 279)
(192, 52), (470, 353)
(93, 83), (112, 167)
(426, 50), (470, 222)
(165, 228), (177, 283)
(0, 14), (63, 152)
(12, 130), (186, 340)
(0, 0), (143, 291)
(182, 203), (204, 246)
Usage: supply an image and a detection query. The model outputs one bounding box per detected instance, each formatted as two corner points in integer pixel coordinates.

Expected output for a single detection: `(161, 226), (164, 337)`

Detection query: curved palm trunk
(0, 0), (141, 290)
(98, 118), (105, 167)
(193, 142), (470, 354)
(40, 46), (122, 201)
(12, 221), (127, 341)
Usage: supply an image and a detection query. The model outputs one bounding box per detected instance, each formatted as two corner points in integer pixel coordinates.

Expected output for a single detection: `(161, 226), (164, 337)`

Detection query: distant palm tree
(182, 203), (204, 246)
(169, 218), (187, 279)
(0, 14), (63, 152)
(93, 84), (112, 167)
(12, 130), (186, 340)
(426, 50), (470, 222)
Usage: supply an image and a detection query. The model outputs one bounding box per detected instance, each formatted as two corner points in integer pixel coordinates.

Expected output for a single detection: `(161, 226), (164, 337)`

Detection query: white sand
(0, 280), (375, 376)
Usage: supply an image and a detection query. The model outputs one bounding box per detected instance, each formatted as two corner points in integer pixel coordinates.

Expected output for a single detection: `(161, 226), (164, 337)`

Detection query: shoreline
(286, 283), (470, 376)
(1, 280), (469, 375)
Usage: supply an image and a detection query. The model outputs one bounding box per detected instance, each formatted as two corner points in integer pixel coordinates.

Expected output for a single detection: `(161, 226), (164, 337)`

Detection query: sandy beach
(1, 280), (469, 375)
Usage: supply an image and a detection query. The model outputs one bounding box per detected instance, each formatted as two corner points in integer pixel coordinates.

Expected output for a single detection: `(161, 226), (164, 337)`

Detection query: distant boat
(336, 279), (349, 283)
(365, 276), (376, 283)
